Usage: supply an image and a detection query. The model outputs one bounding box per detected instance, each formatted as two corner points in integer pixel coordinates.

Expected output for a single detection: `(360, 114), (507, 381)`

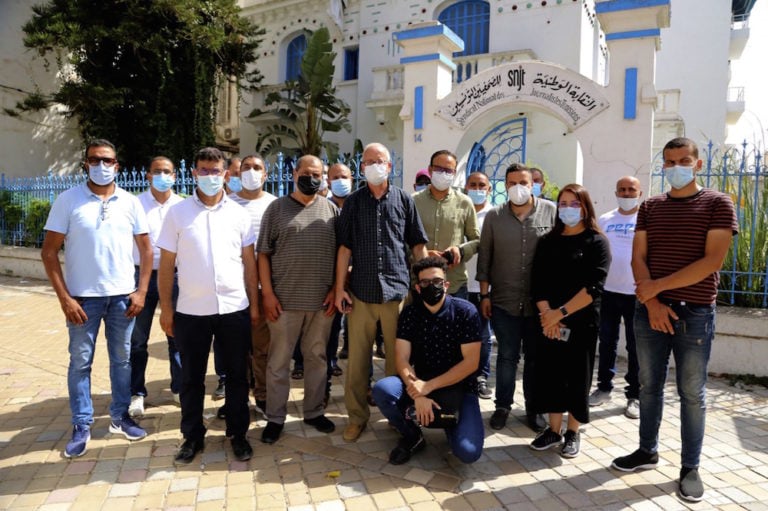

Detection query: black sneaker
(560, 429), (580, 458)
(476, 379), (492, 399)
(679, 467), (704, 502)
(530, 428), (563, 451)
(489, 408), (509, 430)
(216, 405), (226, 420)
(213, 381), (225, 400)
(261, 421), (284, 444)
(388, 432), (425, 465)
(611, 449), (659, 472)
(231, 436), (253, 462)
(303, 415), (335, 433)
(253, 399), (267, 419)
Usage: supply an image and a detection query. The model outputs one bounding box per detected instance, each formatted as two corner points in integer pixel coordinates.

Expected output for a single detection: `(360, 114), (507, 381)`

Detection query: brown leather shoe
(342, 422), (367, 442)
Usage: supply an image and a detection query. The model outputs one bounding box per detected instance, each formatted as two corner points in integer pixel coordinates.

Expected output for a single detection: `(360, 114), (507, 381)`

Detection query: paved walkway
(0, 275), (766, 510)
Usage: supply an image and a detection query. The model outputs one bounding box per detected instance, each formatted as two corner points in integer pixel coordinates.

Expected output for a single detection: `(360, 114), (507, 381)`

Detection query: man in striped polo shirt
(611, 137), (738, 503)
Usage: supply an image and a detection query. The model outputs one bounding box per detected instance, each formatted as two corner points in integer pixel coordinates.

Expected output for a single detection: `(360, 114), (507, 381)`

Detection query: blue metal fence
(0, 151), (403, 248)
(651, 140), (767, 308)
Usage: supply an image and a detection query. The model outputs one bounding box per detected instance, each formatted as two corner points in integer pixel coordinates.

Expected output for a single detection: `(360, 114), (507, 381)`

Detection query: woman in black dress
(529, 183), (611, 458)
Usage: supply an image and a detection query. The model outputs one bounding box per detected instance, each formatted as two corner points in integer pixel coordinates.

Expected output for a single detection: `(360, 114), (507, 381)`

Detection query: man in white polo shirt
(41, 138), (153, 458)
(128, 156), (185, 417)
(157, 146), (259, 465)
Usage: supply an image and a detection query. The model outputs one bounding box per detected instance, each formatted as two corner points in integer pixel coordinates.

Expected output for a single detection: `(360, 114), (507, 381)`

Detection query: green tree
(248, 27), (350, 159)
(9, 0), (263, 165)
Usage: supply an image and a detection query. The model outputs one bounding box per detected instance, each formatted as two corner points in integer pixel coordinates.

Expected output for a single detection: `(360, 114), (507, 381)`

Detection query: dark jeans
(130, 268), (181, 396)
(597, 291), (639, 399)
(213, 336), (226, 383)
(490, 307), (537, 411)
(467, 292), (493, 379)
(174, 309), (251, 441)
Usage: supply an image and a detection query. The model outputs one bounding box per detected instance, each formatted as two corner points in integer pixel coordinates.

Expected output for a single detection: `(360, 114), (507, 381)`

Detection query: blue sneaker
(109, 416), (147, 440)
(64, 425), (91, 458)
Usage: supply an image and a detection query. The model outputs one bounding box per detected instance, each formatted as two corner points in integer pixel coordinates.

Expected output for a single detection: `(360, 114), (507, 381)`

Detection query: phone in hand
(441, 249), (454, 265)
(559, 327), (571, 342)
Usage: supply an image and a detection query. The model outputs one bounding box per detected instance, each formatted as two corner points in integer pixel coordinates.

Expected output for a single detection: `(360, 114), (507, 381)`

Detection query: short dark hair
(505, 162), (530, 178)
(149, 156), (173, 168)
(412, 255), (448, 279)
(429, 149), (457, 167)
(552, 183), (600, 236)
(663, 137), (699, 159)
(194, 147), (225, 166)
(85, 139), (116, 158)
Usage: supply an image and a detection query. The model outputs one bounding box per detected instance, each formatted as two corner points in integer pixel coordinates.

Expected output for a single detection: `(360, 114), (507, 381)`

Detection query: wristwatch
(559, 305), (569, 317)
(480, 293), (490, 300)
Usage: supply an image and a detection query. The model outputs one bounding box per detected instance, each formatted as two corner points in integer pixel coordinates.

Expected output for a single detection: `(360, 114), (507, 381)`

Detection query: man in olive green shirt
(412, 150), (480, 297)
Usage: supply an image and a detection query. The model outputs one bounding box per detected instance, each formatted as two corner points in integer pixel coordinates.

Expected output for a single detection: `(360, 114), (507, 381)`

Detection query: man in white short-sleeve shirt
(128, 156), (184, 418)
(157, 146), (259, 466)
(591, 176), (643, 419)
(41, 138), (152, 459)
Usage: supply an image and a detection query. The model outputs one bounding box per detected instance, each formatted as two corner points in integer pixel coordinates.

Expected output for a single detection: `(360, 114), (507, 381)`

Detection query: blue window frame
(438, 0), (490, 57)
(344, 47), (359, 81)
(286, 34), (307, 81)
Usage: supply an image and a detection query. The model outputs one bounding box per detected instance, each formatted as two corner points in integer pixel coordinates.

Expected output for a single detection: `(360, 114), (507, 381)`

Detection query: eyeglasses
(196, 167), (224, 176)
(86, 157), (117, 166)
(418, 278), (445, 288)
(430, 166), (456, 175)
(362, 159), (389, 167)
(558, 200), (582, 208)
(149, 168), (174, 175)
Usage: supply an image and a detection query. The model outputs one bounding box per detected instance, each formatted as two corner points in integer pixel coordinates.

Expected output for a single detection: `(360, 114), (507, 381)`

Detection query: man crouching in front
(372, 256), (484, 464)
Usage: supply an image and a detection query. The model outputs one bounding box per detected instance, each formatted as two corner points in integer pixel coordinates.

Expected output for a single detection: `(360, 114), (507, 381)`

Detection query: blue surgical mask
(467, 189), (487, 205)
(330, 178), (352, 197)
(532, 182), (543, 198)
(88, 162), (116, 186)
(665, 165), (695, 190)
(414, 184), (428, 192)
(197, 175), (225, 197)
(151, 173), (175, 193)
(228, 176), (243, 193)
(558, 206), (583, 227)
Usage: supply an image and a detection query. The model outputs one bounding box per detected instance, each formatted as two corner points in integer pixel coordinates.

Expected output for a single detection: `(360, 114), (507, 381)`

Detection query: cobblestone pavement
(0, 275), (767, 510)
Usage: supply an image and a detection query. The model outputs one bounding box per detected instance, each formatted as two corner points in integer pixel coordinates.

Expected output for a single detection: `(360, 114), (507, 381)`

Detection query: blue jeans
(467, 292), (492, 379)
(130, 268), (181, 396)
(372, 376), (484, 463)
(67, 295), (135, 426)
(634, 301), (715, 468)
(597, 291), (639, 399)
(490, 307), (537, 411)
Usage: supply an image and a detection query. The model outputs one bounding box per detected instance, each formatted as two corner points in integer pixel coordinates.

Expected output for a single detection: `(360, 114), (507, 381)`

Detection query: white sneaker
(625, 398), (640, 419)
(128, 395), (145, 418)
(588, 389), (611, 407)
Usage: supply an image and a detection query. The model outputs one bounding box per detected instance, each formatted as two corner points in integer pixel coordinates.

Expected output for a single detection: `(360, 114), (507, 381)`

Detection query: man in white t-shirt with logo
(228, 153), (276, 419)
(590, 176), (642, 419)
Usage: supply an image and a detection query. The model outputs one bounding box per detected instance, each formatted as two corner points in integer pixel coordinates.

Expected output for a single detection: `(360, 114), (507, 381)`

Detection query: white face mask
(240, 169), (264, 191)
(430, 171), (454, 191)
(507, 184), (532, 206)
(364, 163), (389, 186)
(88, 162), (116, 186)
(617, 196), (639, 211)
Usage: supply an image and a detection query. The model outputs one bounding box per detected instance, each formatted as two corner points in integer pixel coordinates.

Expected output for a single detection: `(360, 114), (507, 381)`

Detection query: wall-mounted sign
(437, 61), (609, 130)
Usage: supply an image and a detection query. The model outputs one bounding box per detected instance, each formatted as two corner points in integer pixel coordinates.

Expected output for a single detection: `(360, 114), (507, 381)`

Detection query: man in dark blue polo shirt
(335, 142), (428, 442)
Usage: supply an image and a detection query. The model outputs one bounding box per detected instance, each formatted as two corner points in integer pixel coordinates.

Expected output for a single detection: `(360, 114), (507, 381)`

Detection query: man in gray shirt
(257, 155), (339, 444)
(476, 163), (556, 432)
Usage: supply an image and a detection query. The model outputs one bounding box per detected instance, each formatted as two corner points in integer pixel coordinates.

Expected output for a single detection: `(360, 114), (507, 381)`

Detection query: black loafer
(231, 436), (253, 461)
(303, 415), (335, 433)
(174, 439), (204, 464)
(261, 421), (284, 444)
(217, 405), (226, 420)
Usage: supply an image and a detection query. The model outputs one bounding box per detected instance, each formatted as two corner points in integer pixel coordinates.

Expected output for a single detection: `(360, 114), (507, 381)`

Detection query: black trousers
(174, 309), (251, 441)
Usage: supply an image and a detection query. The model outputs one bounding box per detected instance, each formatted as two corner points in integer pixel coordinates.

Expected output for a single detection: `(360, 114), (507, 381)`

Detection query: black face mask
(419, 283), (445, 306)
(297, 175), (322, 195)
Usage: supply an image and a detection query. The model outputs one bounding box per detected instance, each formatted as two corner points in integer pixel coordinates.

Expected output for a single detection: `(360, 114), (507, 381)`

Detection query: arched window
(438, 0), (489, 57)
(286, 34), (307, 81)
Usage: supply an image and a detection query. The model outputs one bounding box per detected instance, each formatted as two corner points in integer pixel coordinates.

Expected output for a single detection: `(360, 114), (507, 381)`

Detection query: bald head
(616, 176), (641, 196)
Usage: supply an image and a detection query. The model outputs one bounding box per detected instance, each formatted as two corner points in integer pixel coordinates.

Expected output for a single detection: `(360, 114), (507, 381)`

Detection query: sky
(727, 0), (768, 148)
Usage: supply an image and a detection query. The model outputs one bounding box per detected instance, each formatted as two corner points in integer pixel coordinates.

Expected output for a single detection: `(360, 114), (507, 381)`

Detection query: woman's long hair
(551, 183), (601, 236)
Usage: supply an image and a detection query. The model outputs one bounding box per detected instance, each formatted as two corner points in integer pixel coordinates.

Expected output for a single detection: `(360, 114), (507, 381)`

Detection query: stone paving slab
(0, 275), (767, 510)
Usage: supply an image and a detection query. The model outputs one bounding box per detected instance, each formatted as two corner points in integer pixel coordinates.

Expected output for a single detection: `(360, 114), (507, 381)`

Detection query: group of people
(41, 136), (736, 503)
